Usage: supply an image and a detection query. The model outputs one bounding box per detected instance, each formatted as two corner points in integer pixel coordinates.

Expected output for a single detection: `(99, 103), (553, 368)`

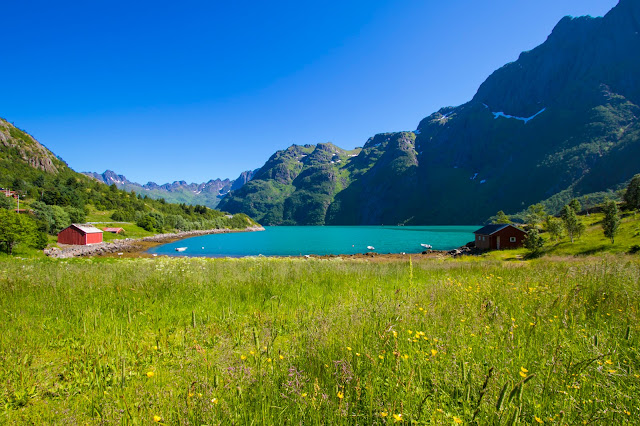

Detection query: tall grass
(0, 256), (638, 424)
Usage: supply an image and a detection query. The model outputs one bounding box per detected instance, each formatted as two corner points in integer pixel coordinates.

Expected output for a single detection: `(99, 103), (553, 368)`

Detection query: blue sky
(1, 0), (618, 184)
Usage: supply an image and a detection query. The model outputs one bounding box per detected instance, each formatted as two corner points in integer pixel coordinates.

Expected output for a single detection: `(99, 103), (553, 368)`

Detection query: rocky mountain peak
(0, 117), (62, 174)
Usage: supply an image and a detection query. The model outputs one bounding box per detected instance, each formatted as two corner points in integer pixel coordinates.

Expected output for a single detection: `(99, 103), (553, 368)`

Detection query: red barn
(473, 224), (527, 250)
(57, 224), (104, 245)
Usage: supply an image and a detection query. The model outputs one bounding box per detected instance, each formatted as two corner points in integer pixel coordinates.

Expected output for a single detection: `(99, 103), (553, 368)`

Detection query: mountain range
(82, 169), (256, 208)
(218, 0), (640, 225)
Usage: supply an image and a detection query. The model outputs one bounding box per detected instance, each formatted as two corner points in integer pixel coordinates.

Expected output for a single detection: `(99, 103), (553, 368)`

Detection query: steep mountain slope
(84, 169), (257, 208)
(219, 0), (640, 225)
(0, 117), (68, 177)
(220, 143), (360, 225)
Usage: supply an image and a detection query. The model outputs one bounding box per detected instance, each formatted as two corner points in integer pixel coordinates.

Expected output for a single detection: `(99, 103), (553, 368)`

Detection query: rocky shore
(44, 226), (265, 258)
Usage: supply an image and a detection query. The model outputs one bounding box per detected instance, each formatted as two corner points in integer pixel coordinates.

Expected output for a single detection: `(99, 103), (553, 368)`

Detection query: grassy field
(1, 255), (638, 424)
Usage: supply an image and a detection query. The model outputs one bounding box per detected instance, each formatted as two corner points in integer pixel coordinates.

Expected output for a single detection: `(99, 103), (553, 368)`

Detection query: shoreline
(44, 226), (480, 261)
(44, 226), (266, 259)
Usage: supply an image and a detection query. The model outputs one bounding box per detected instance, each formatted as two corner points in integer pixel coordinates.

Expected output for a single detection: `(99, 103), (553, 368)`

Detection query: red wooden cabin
(473, 224), (526, 250)
(57, 224), (103, 245)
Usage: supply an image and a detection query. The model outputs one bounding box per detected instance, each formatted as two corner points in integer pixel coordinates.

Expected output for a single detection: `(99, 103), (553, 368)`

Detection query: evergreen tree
(561, 205), (585, 243)
(602, 200), (621, 243)
(623, 174), (640, 210)
(493, 210), (512, 224)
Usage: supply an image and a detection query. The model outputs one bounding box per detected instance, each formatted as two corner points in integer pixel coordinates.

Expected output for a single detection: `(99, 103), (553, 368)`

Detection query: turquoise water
(147, 226), (478, 257)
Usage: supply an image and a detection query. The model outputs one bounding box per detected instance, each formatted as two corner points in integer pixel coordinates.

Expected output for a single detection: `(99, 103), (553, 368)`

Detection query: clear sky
(1, 0), (618, 184)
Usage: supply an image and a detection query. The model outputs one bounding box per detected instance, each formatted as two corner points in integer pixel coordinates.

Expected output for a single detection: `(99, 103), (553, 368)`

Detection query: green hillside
(0, 117), (258, 255)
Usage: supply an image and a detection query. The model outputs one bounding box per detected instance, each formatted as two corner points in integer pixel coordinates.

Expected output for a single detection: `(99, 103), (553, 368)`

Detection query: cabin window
(510, 237), (516, 242)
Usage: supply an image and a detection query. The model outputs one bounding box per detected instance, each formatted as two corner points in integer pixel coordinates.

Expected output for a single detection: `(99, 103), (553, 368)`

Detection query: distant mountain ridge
(219, 0), (640, 225)
(83, 169), (257, 209)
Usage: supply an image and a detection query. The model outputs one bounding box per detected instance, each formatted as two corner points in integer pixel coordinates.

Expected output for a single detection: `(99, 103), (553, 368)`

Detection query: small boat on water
(175, 247), (187, 252)
(367, 246), (375, 250)
(421, 244), (433, 249)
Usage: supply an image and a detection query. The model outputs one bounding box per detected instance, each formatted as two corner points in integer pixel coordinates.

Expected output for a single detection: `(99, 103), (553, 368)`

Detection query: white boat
(175, 247), (187, 252)
(421, 244), (433, 249)
(367, 246), (375, 250)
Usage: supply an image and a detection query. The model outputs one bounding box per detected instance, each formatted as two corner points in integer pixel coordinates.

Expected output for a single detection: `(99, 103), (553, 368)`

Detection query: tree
(569, 199), (582, 214)
(561, 205), (585, 243)
(526, 203), (547, 228)
(0, 195), (15, 210)
(623, 174), (640, 210)
(0, 210), (36, 254)
(33, 174), (46, 188)
(523, 228), (545, 257)
(545, 216), (564, 242)
(601, 200), (621, 243)
(493, 210), (512, 224)
(32, 201), (71, 234)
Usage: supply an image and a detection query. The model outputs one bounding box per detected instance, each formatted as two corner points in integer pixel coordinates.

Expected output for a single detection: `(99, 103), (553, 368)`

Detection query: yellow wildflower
(153, 415), (162, 422)
(301, 393), (307, 398)
(519, 371), (527, 378)
(267, 358), (272, 363)
(393, 413), (403, 422)
(356, 353), (361, 357)
(431, 349), (438, 356)
(453, 416), (463, 424)
(534, 415), (543, 423)
(249, 350), (255, 355)
(347, 346), (352, 351)
(605, 359), (613, 365)
(279, 355), (284, 360)
(379, 355), (384, 360)
(240, 355), (247, 360)
(337, 391), (344, 399)
(608, 369), (616, 374)
(146, 371), (155, 378)
(211, 398), (218, 404)
(520, 367), (528, 373)
(381, 411), (388, 417)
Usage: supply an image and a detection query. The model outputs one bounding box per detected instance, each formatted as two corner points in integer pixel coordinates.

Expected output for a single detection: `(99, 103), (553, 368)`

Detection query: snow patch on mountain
(492, 108), (546, 124)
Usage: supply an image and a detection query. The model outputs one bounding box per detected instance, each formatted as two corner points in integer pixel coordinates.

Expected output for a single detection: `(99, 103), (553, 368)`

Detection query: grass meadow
(1, 255), (639, 424)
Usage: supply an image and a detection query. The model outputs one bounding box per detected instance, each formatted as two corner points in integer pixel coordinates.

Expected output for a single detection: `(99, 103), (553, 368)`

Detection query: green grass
(544, 211), (640, 256)
(98, 223), (156, 242)
(1, 255), (638, 424)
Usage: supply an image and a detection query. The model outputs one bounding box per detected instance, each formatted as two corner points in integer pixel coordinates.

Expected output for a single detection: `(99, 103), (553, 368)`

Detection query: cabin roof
(473, 224), (524, 235)
(69, 224), (104, 234)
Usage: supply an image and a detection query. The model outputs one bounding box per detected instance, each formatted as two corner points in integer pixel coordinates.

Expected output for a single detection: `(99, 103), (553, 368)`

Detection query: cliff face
(218, 1), (640, 225)
(0, 117), (65, 175)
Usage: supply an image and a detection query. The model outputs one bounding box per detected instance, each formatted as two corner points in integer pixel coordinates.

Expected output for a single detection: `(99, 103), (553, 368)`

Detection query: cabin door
(496, 236), (501, 249)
